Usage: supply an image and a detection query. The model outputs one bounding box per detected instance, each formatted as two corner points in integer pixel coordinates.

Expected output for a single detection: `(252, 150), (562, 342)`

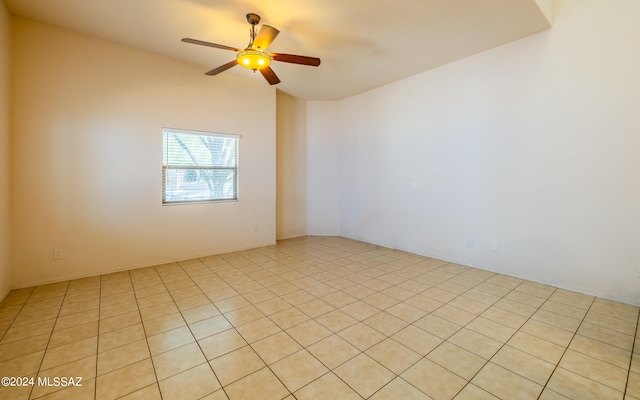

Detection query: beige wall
(11, 18), (277, 287)
(307, 0), (640, 305)
(306, 101), (340, 235)
(276, 91), (307, 239)
(0, 2), (10, 299)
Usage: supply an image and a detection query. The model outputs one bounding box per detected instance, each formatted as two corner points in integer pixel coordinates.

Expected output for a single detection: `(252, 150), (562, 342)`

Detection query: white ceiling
(3, 0), (551, 100)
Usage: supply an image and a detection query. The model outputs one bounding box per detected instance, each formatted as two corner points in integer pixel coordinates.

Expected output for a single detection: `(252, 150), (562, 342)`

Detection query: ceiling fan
(182, 13), (321, 85)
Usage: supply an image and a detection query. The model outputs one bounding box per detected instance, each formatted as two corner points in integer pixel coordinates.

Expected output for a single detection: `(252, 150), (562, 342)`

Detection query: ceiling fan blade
(270, 53), (321, 67)
(205, 60), (238, 75)
(260, 66), (281, 85)
(253, 25), (280, 51)
(182, 38), (240, 52)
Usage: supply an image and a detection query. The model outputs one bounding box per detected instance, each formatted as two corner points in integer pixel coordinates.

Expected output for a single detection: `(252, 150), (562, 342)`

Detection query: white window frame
(162, 128), (239, 205)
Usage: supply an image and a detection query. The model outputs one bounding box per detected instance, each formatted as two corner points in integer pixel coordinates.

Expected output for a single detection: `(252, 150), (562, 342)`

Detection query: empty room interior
(0, 0), (639, 399)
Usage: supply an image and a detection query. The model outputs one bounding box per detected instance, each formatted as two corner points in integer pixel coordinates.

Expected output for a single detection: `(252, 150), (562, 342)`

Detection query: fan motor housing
(246, 13), (261, 25)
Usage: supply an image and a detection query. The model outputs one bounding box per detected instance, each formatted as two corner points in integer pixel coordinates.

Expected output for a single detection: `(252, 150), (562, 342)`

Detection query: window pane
(164, 168), (236, 202)
(162, 128), (239, 204)
(164, 131), (237, 167)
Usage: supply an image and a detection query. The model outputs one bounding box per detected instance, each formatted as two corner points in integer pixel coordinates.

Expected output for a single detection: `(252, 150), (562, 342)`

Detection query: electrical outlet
(466, 239), (473, 248)
(491, 242), (499, 252)
(53, 249), (62, 260)
(254, 224), (260, 233)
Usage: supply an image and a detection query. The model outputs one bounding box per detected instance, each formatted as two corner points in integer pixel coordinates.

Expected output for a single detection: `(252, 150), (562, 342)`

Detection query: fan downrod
(246, 13), (261, 25)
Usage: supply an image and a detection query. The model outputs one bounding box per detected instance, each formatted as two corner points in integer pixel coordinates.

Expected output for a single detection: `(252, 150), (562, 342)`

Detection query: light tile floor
(0, 236), (638, 400)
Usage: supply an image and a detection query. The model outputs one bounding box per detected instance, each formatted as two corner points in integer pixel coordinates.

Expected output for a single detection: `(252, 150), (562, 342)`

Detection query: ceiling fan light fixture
(237, 49), (271, 70)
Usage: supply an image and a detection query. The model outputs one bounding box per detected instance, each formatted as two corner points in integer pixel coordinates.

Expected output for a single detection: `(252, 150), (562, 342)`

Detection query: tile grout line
(438, 276), (547, 399)
(158, 261), (229, 399)
(30, 281), (70, 400)
(535, 295), (597, 400)
(0, 286), (34, 343)
(189, 257), (267, 399)
(128, 268), (166, 400)
(94, 277), (102, 400)
(623, 308), (640, 398)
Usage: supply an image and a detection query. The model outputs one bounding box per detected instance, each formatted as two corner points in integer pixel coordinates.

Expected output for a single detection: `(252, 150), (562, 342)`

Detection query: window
(162, 128), (239, 204)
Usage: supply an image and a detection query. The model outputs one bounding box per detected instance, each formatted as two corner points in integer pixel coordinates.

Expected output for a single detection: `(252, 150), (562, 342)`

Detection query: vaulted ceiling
(3, 0), (552, 100)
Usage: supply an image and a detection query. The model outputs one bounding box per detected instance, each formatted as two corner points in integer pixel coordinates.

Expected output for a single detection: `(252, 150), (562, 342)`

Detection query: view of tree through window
(162, 128), (239, 204)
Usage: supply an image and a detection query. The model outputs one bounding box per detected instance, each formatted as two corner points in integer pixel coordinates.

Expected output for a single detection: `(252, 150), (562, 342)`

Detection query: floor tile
(530, 309), (581, 333)
(271, 349), (328, 392)
(369, 377), (431, 400)
(141, 312), (185, 337)
(338, 322), (386, 351)
(254, 297), (291, 315)
(366, 338), (422, 374)
(558, 349), (628, 392)
(224, 305), (264, 326)
(427, 341), (486, 380)
(117, 383), (162, 400)
(385, 302), (426, 323)
(507, 331), (565, 364)
(198, 328), (247, 360)
(0, 350), (44, 377)
(95, 358), (156, 400)
(490, 345), (554, 386)
(214, 296), (251, 313)
(572, 335), (634, 373)
(628, 371), (640, 398)
(209, 345), (265, 386)
(431, 304), (476, 326)
(466, 316), (516, 343)
(2, 318), (56, 343)
(99, 311), (141, 335)
(453, 384), (500, 399)
(294, 372), (362, 400)
(341, 300), (379, 321)
(181, 303), (220, 324)
(520, 318), (573, 347)
(548, 289), (594, 310)
(97, 338), (149, 376)
(494, 298), (537, 318)
(270, 307), (311, 330)
(98, 323), (145, 353)
(546, 367), (624, 400)
(224, 367), (289, 400)
(286, 319), (332, 347)
(402, 358), (467, 400)
(472, 362), (543, 400)
(392, 325), (442, 356)
(578, 321), (634, 351)
(307, 334), (360, 369)
(322, 291), (358, 308)
(404, 294), (444, 313)
(32, 355), (96, 398)
(152, 342), (206, 380)
(297, 299), (335, 318)
(49, 320), (99, 348)
(41, 336), (97, 371)
(584, 309), (637, 336)
(313, 309), (355, 332)
(364, 311), (408, 336)
(158, 363), (221, 400)
(448, 296), (489, 315)
(189, 315), (233, 340)
(334, 353), (395, 398)
(590, 298), (638, 322)
(540, 299), (588, 320)
(414, 314), (461, 339)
